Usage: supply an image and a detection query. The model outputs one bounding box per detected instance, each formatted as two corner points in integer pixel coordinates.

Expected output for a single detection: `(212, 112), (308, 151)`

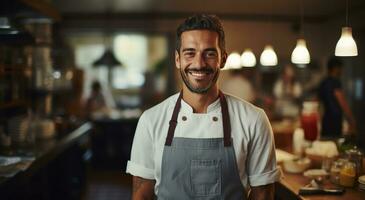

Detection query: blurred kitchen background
(1, 0), (365, 199)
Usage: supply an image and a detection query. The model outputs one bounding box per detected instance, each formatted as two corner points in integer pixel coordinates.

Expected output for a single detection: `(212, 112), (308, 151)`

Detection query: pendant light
(335, 0), (358, 56)
(223, 52), (241, 70)
(92, 3), (123, 85)
(241, 49), (256, 67)
(93, 36), (122, 86)
(291, 39), (310, 64)
(93, 48), (121, 67)
(260, 0), (278, 66)
(291, 0), (310, 64)
(260, 45), (278, 66)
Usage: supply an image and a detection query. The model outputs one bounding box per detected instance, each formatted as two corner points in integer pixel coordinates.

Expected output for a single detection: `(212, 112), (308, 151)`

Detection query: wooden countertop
(276, 170), (365, 200)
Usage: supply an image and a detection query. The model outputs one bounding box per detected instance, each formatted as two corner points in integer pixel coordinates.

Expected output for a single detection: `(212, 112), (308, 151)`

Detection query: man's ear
(220, 52), (227, 69)
(175, 50), (180, 69)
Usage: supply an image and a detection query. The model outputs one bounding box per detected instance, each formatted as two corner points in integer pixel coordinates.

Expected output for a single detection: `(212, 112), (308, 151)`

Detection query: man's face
(334, 67), (342, 77)
(175, 30), (226, 94)
(331, 66), (342, 78)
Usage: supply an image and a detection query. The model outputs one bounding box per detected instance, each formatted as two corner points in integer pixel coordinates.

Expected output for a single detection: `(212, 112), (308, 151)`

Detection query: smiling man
(126, 14), (281, 200)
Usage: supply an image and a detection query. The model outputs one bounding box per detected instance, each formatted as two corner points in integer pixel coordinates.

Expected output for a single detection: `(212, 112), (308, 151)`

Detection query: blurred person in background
(220, 69), (256, 103)
(85, 80), (108, 118)
(273, 64), (303, 118)
(318, 57), (356, 139)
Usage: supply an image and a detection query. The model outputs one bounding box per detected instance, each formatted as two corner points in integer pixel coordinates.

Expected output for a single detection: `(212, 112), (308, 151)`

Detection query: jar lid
(346, 146), (363, 156)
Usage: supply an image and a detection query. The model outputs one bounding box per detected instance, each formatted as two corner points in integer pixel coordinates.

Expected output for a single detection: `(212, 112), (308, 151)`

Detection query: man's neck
(181, 86), (219, 113)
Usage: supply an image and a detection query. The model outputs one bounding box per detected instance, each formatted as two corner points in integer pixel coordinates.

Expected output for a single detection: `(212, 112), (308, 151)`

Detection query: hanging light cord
(269, 0), (273, 42)
(300, 0), (304, 37)
(346, 0), (349, 26)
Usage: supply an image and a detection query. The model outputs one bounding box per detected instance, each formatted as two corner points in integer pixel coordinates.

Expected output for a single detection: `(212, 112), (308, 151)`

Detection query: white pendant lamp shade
(291, 39), (310, 64)
(224, 52), (241, 70)
(260, 45), (278, 66)
(241, 49), (256, 67)
(335, 27), (358, 56)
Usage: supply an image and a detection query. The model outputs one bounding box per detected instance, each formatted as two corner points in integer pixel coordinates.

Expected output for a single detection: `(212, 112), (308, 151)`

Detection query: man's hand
(248, 183), (274, 200)
(132, 176), (155, 200)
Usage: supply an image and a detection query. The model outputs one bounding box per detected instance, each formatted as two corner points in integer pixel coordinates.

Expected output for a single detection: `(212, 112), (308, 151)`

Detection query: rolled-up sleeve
(126, 112), (155, 180)
(246, 109), (282, 186)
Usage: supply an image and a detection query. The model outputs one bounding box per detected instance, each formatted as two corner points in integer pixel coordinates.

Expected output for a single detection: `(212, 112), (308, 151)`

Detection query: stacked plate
(8, 116), (29, 144)
(358, 175), (365, 191)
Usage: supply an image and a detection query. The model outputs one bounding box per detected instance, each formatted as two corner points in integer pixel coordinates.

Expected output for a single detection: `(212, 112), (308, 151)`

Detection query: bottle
(300, 101), (319, 141)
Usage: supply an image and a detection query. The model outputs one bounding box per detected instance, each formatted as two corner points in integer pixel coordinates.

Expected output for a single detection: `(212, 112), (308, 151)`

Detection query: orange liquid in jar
(339, 162), (356, 187)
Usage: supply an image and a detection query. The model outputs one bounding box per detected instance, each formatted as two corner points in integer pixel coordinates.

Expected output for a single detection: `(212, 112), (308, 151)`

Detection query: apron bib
(158, 91), (245, 200)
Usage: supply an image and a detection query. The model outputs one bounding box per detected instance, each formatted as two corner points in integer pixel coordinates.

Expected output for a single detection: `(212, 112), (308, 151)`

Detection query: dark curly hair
(175, 14), (226, 54)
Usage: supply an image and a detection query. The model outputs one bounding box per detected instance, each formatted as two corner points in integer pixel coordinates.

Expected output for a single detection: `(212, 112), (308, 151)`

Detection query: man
(126, 14), (281, 200)
(319, 57), (356, 138)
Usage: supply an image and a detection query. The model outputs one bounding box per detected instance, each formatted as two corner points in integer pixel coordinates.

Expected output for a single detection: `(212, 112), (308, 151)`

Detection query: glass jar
(339, 161), (356, 187)
(330, 160), (342, 184)
(346, 146), (363, 178)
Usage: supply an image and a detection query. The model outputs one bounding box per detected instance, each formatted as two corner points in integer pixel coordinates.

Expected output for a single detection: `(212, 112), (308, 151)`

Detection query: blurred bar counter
(0, 122), (92, 200)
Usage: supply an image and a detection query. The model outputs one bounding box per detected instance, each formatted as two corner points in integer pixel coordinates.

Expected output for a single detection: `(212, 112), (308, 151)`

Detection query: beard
(180, 66), (220, 94)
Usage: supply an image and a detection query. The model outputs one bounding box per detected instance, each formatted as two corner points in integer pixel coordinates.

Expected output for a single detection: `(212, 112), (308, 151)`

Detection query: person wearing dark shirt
(318, 57), (356, 138)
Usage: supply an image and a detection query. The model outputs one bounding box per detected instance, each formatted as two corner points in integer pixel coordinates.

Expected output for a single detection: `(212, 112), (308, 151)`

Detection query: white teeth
(189, 71), (209, 77)
(191, 72), (206, 77)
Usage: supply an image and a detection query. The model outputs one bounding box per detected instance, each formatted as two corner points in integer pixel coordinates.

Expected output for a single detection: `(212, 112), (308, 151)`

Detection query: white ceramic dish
(303, 169), (329, 179)
(283, 157), (311, 173)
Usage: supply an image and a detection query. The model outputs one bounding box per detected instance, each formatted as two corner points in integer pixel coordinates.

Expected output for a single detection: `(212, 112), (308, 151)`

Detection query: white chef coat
(126, 93), (281, 194)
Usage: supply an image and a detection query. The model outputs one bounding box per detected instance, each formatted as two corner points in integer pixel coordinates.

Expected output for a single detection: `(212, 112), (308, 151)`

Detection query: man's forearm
(132, 176), (156, 200)
(248, 183), (274, 200)
(334, 90), (355, 122)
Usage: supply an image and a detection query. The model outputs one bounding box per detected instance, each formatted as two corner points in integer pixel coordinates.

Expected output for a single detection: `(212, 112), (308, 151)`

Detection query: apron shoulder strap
(165, 91), (232, 147)
(165, 92), (182, 146)
(219, 91), (232, 147)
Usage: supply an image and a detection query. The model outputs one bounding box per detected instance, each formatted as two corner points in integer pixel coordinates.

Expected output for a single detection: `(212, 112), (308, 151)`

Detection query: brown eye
(205, 51), (218, 58)
(184, 52), (195, 58)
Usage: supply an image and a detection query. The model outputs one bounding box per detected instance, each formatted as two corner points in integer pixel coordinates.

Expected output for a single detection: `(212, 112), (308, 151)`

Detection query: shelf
(0, 64), (31, 75)
(1, 0), (61, 21)
(0, 64), (30, 69)
(0, 100), (27, 109)
(20, 0), (61, 21)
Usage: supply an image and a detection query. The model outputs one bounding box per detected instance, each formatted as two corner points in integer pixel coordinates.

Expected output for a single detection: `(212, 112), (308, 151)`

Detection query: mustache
(184, 67), (214, 73)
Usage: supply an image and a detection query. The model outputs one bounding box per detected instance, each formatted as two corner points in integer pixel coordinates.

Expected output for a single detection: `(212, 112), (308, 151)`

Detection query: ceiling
(53, 0), (365, 22)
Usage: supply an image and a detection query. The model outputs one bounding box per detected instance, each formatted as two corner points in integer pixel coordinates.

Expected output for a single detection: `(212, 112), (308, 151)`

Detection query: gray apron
(158, 91), (245, 200)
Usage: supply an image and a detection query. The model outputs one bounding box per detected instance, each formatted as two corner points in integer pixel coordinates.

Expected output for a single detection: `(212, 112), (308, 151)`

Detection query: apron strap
(219, 91), (232, 147)
(165, 92), (183, 146)
(165, 91), (232, 147)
